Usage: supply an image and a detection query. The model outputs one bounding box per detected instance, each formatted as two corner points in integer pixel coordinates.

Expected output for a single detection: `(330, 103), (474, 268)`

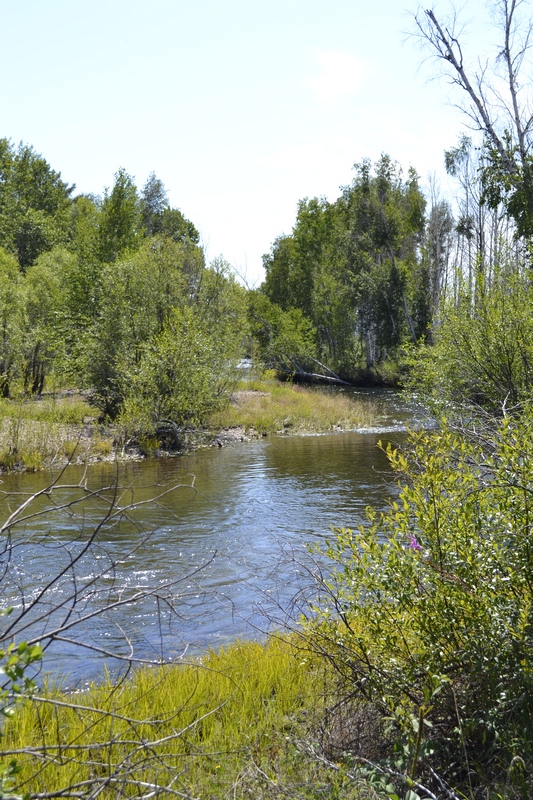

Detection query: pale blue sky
(1, 0), (490, 283)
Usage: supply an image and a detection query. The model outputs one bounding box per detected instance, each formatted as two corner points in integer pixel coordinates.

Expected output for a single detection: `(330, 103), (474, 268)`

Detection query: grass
(0, 393), (95, 424)
(0, 393), (114, 472)
(208, 379), (377, 436)
(0, 380), (379, 471)
(2, 637), (374, 799)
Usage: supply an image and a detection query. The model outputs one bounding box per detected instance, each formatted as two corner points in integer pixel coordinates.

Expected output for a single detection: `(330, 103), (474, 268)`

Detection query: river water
(0, 389), (426, 685)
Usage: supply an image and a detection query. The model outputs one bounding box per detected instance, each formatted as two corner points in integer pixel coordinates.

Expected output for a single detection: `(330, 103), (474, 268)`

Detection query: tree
(414, 1), (533, 238)
(0, 139), (74, 269)
(0, 249), (24, 397)
(83, 238), (190, 417)
(98, 168), (142, 262)
(140, 171), (168, 235)
(120, 273), (247, 441)
(262, 157), (427, 376)
(407, 267), (533, 413)
(22, 252), (64, 393)
(140, 172), (200, 243)
(247, 291), (318, 375)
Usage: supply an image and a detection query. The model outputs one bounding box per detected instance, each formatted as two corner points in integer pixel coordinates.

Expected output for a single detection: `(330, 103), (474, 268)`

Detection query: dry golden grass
(208, 380), (377, 436)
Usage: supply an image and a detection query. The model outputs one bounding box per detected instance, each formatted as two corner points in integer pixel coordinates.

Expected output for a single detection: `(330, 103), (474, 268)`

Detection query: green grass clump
(1, 637), (372, 798)
(0, 394), (95, 425)
(208, 380), (376, 436)
(0, 393), (109, 471)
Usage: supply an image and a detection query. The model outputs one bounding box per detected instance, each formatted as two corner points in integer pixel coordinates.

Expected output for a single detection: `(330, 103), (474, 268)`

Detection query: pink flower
(409, 534), (422, 552)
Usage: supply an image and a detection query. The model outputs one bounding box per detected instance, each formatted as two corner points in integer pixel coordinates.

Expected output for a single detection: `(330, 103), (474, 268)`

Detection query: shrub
(308, 413), (533, 797)
(405, 271), (533, 414)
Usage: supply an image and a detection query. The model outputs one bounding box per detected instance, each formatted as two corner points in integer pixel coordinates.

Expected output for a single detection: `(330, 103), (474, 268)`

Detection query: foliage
(0, 139), (73, 269)
(119, 263), (248, 438)
(140, 171), (200, 243)
(405, 270), (533, 414)
(120, 304), (239, 438)
(0, 249), (24, 398)
(97, 167), (143, 263)
(248, 291), (318, 375)
(262, 156), (427, 377)
(309, 415), (533, 797)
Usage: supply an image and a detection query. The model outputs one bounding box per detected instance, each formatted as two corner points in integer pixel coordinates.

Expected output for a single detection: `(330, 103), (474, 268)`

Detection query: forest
(2, 1), (533, 798)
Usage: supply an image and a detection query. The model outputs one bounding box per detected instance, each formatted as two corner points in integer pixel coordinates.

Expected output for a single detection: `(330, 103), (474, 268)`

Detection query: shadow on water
(0, 389), (424, 684)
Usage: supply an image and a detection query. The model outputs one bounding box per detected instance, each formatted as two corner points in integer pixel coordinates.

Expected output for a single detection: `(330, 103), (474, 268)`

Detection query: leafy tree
(158, 206), (200, 244)
(83, 239), (187, 417)
(407, 268), (533, 413)
(262, 156), (426, 377)
(0, 249), (24, 397)
(140, 171), (168, 235)
(140, 172), (200, 243)
(121, 295), (246, 439)
(98, 168), (142, 262)
(69, 193), (101, 264)
(22, 252), (64, 393)
(248, 291), (317, 374)
(0, 139), (74, 268)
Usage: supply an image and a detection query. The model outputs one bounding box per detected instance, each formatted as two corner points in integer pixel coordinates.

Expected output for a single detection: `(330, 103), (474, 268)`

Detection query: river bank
(0, 379), (378, 473)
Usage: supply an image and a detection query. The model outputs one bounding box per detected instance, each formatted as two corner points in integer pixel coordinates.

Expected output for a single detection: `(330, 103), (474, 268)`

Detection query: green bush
(405, 271), (533, 414)
(120, 304), (243, 440)
(309, 414), (533, 797)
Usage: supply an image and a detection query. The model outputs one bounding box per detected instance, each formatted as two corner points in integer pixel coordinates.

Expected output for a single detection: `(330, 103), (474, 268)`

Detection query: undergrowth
(0, 393), (112, 472)
(208, 379), (376, 436)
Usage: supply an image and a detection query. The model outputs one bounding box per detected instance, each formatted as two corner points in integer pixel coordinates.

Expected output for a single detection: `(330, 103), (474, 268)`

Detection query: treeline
(0, 138), (248, 440)
(259, 140), (531, 389)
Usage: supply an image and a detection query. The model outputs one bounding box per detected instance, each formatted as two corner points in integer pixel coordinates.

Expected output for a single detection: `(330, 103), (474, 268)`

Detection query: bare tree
(414, 1), (533, 237)
(0, 467), (222, 799)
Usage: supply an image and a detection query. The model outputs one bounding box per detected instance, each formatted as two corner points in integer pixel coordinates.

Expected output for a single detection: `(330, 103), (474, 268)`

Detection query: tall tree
(140, 172), (168, 235)
(414, 1), (533, 238)
(140, 172), (200, 243)
(0, 139), (74, 269)
(98, 168), (142, 263)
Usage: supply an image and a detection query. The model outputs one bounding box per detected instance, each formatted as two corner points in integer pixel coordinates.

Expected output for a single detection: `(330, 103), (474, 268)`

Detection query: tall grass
(208, 380), (377, 436)
(0, 394), (112, 471)
(1, 637), (370, 798)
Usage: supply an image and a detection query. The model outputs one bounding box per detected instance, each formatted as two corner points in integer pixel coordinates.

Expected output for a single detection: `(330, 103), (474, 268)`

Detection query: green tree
(98, 168), (142, 262)
(140, 172), (200, 243)
(140, 171), (168, 235)
(262, 156), (426, 376)
(22, 251), (64, 393)
(0, 139), (74, 269)
(83, 237), (214, 420)
(407, 268), (533, 414)
(0, 249), (24, 397)
(248, 291), (317, 375)
(121, 295), (246, 439)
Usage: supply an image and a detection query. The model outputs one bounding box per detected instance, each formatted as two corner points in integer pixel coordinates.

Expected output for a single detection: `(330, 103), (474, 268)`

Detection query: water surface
(0, 389), (424, 683)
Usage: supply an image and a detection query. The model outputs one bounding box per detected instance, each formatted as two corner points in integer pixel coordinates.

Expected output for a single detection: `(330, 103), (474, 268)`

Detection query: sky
(0, 0), (492, 285)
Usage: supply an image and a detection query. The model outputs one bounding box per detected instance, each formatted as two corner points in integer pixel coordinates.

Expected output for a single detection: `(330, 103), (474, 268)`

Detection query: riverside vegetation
(3, 1), (533, 796)
(0, 377), (376, 472)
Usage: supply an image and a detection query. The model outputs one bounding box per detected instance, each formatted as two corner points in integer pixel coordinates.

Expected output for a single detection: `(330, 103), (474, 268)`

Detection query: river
(0, 389), (426, 686)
